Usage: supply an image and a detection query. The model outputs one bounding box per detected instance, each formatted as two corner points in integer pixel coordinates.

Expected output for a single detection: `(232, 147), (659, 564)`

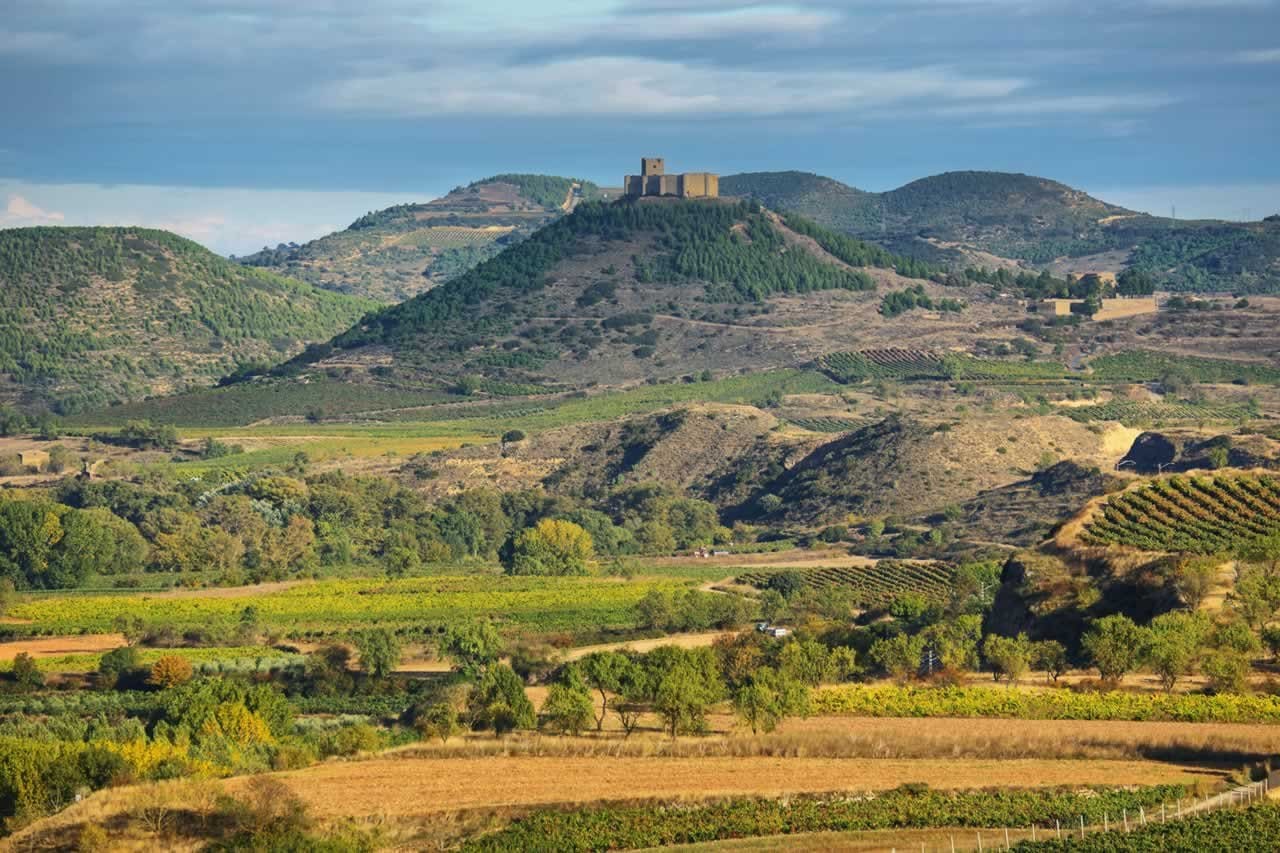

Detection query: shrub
(148, 655), (194, 689)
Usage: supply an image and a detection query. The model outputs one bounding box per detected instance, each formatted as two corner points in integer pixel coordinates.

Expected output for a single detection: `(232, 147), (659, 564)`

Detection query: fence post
(1079, 815), (1085, 838)
(1031, 825), (1037, 842)
(1123, 809), (1128, 832)
(950, 835), (955, 853)
(1056, 820), (1061, 840)
(1162, 803), (1166, 822)
(1104, 814), (1109, 833)
(1140, 806), (1146, 825)
(1004, 827), (1010, 849)
(977, 832), (983, 852)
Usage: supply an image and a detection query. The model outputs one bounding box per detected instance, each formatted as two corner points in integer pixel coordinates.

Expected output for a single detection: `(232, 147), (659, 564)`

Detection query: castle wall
(623, 159), (719, 198)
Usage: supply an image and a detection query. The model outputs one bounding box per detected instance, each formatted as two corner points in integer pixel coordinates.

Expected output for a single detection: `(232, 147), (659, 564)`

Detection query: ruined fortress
(624, 158), (719, 199)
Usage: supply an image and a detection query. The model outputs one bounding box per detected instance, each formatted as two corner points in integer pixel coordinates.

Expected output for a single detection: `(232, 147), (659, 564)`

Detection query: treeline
(879, 284), (964, 317)
(0, 463), (731, 589)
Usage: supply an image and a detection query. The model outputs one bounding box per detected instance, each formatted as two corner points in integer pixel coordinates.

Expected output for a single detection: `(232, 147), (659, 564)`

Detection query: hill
(0, 226), (374, 412)
(238, 174), (599, 303)
(723, 170), (1280, 292)
(746, 414), (1128, 524)
(268, 196), (1019, 393)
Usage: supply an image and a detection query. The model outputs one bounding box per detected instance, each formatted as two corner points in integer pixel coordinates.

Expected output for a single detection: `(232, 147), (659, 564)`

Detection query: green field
(5, 574), (700, 638)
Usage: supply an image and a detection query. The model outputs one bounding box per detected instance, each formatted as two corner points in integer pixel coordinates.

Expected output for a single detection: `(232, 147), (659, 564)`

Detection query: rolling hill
(723, 170), (1280, 292)
(0, 226), (374, 413)
(237, 174), (599, 303)
(266, 195), (1017, 394)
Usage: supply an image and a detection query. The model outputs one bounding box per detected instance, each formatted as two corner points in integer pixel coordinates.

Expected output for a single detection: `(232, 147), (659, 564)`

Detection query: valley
(2, 170), (1280, 852)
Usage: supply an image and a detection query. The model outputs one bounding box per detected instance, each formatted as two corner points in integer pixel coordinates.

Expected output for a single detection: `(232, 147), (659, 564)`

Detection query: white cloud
(1234, 47), (1280, 62)
(1, 194), (65, 225)
(934, 93), (1177, 117)
(0, 180), (440, 255)
(316, 56), (1026, 118)
(1090, 182), (1280, 221)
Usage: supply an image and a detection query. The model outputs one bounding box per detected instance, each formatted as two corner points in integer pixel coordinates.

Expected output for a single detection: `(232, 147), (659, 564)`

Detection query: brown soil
(0, 634), (125, 661)
(252, 756), (1213, 818)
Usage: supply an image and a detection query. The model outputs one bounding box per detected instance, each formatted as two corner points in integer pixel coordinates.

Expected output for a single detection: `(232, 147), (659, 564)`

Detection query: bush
(148, 655), (194, 689)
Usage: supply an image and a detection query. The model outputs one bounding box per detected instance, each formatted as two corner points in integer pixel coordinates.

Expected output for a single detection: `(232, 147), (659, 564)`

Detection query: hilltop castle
(624, 158), (719, 199)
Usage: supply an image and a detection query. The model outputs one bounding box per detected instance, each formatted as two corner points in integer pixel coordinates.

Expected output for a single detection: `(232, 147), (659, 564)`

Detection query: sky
(2, 0), (1278, 255)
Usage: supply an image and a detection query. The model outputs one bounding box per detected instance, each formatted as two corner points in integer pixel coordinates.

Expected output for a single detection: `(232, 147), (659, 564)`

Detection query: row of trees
(2, 463), (734, 588)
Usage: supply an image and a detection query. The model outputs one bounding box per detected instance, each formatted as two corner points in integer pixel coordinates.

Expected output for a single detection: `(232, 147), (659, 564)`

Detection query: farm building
(1032, 296), (1159, 322)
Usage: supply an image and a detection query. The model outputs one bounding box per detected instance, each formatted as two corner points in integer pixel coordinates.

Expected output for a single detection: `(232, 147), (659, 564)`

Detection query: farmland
(1082, 473), (1280, 553)
(3, 575), (698, 638)
(736, 561), (967, 607)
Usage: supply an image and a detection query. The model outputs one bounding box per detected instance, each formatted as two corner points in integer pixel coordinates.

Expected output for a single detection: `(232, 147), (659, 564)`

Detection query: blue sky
(2, 0), (1278, 254)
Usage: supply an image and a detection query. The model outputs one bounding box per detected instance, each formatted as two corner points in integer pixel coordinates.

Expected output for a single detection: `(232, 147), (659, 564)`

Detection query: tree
(147, 655), (193, 689)
(869, 632), (926, 681)
(1261, 625), (1280, 661)
(470, 663), (536, 735)
(778, 640), (836, 687)
(500, 429), (526, 446)
(506, 519), (593, 576)
(732, 667), (808, 734)
(0, 578), (13, 617)
(354, 629), (401, 679)
(1082, 614), (1145, 682)
(1032, 640), (1069, 683)
(1141, 612), (1209, 692)
(414, 702), (460, 744)
(96, 645), (140, 689)
(1230, 564), (1280, 632)
(983, 633), (1034, 686)
(923, 615), (982, 673)
(636, 589), (675, 631)
(540, 667), (595, 736)
(9, 651), (43, 691)
(580, 651), (631, 731)
(1173, 557), (1219, 609)
(439, 620), (502, 676)
(653, 660), (720, 738)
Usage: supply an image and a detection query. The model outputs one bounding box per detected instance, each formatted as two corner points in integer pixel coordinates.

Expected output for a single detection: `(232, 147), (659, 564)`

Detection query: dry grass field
(246, 755), (1217, 819)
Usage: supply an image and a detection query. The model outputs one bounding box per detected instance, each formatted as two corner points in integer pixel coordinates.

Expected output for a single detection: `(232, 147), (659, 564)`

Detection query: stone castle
(624, 158), (719, 199)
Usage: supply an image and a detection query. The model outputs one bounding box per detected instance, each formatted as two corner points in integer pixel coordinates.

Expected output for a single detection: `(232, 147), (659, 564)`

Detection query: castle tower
(625, 157), (718, 199)
(640, 157), (665, 177)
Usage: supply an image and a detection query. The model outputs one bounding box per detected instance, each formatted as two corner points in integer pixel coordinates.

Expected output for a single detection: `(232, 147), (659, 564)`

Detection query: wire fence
(886, 773), (1274, 852)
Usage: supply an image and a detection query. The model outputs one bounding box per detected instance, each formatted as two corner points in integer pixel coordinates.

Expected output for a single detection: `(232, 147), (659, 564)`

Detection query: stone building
(624, 157), (719, 199)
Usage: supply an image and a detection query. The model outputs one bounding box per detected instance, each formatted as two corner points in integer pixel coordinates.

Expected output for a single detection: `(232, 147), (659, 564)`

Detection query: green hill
(724, 170), (1280, 292)
(238, 174), (599, 303)
(0, 226), (374, 413)
(256, 196), (958, 394)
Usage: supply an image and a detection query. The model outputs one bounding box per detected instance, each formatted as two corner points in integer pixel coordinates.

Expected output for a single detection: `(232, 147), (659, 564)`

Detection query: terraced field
(737, 561), (959, 606)
(1063, 400), (1256, 426)
(1082, 473), (1280, 553)
(818, 349), (1066, 383)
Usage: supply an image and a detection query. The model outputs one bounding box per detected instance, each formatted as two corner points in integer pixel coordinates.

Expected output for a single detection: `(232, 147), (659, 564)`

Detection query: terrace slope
(238, 174), (598, 303)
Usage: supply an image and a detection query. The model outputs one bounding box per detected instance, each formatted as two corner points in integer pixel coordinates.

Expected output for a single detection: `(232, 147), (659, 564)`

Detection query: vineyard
(1063, 400), (1255, 426)
(786, 416), (864, 433)
(1082, 473), (1280, 554)
(4, 575), (695, 639)
(736, 561), (959, 606)
(1015, 803), (1280, 851)
(817, 349), (1066, 383)
(1088, 351), (1280, 386)
(395, 226), (516, 250)
(463, 786), (1190, 853)
(812, 684), (1280, 724)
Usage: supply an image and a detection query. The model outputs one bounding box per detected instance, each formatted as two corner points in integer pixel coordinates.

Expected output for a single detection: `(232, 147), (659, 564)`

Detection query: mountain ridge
(0, 225), (374, 412)
(237, 174), (599, 303)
